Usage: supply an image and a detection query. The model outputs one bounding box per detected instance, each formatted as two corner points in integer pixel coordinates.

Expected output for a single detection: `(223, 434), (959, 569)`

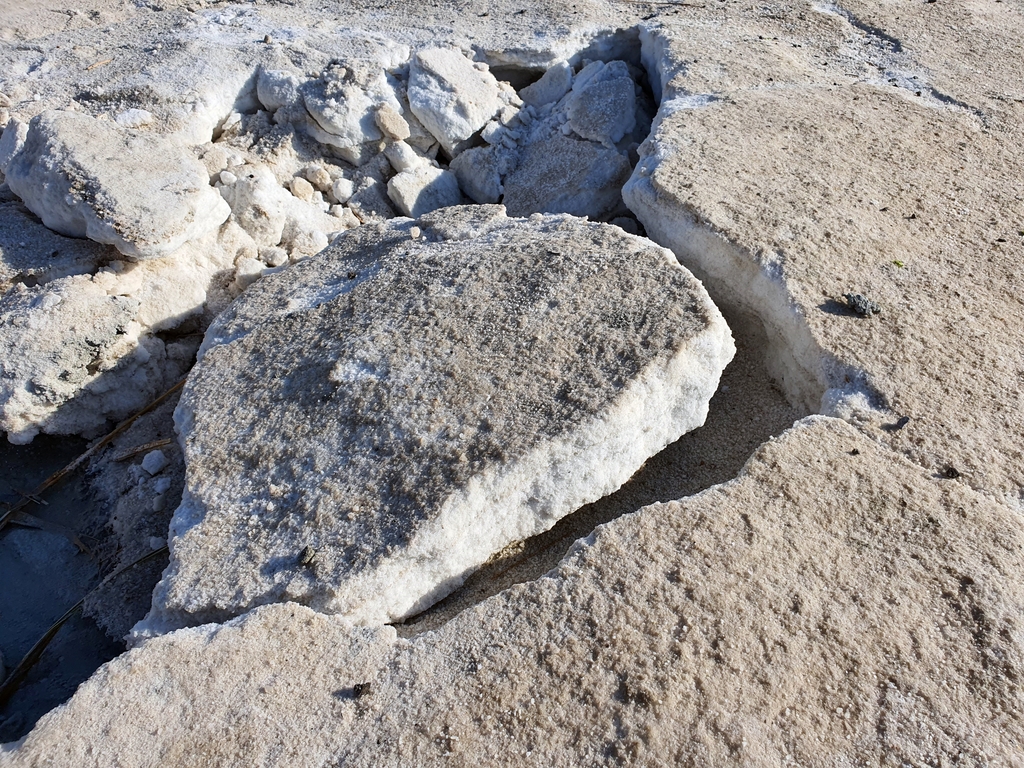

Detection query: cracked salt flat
(0, 15), (840, 747)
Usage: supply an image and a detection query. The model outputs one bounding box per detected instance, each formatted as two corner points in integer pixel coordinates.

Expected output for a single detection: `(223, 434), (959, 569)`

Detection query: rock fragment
(374, 104), (411, 141)
(136, 207), (733, 634)
(256, 68), (303, 113)
(502, 134), (631, 218)
(449, 145), (504, 204)
(299, 63), (405, 165)
(386, 165), (461, 217)
(566, 61), (637, 146)
(520, 60), (573, 107)
(0, 275), (145, 443)
(0, 201), (113, 293)
(844, 293), (881, 317)
(407, 48), (503, 155)
(1, 111), (230, 260)
(0, 221), (249, 441)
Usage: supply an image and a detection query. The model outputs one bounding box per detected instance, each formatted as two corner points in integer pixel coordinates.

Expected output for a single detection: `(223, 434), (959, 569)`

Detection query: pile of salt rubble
(0, 47), (652, 444)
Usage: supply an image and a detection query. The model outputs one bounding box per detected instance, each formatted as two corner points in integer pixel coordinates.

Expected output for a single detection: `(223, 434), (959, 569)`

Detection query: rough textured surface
(139, 206), (733, 633)
(8, 418), (1024, 766)
(2, 111), (230, 260)
(0, 221), (247, 442)
(2, 0), (1024, 762)
(0, 201), (113, 293)
(622, 1), (1024, 507)
(386, 163), (462, 217)
(502, 134), (632, 219)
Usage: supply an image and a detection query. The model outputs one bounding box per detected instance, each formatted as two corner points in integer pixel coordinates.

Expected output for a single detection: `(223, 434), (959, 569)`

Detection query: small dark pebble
(882, 415), (910, 433)
(352, 682), (371, 698)
(263, 34), (273, 44)
(850, 448), (860, 455)
(943, 465), (961, 479)
(844, 293), (881, 317)
(299, 545), (315, 566)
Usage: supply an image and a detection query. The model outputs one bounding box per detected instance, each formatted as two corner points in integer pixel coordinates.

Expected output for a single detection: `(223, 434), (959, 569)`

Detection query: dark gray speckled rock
(136, 205), (734, 635)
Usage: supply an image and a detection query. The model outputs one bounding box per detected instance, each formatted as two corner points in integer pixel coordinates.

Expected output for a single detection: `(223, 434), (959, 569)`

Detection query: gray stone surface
(566, 60), (636, 146)
(386, 164), (462, 217)
(502, 134), (631, 218)
(137, 205), (733, 634)
(0, 200), (114, 294)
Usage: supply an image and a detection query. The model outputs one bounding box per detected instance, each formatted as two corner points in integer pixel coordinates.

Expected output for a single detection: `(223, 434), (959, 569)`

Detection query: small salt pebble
(290, 176), (315, 201)
(201, 145), (229, 176)
(481, 120), (502, 144)
(409, 226), (421, 239)
(330, 206), (360, 229)
(260, 246), (289, 267)
(152, 495), (167, 512)
(114, 108), (154, 128)
(305, 166), (333, 192)
(384, 141), (424, 173)
(332, 178), (355, 204)
(219, 170), (238, 185)
(153, 477), (173, 494)
(33, 293), (61, 310)
(141, 450), (169, 476)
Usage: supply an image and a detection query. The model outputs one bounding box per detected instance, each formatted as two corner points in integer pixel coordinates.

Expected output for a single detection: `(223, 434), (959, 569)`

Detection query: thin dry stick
(0, 378), (186, 535)
(111, 438), (174, 463)
(0, 546), (169, 709)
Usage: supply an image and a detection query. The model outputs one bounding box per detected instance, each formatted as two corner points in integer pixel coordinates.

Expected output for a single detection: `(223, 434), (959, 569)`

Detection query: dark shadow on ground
(0, 435), (122, 743)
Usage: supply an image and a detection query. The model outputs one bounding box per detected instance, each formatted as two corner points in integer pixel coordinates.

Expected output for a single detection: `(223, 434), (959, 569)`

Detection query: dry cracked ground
(0, 0), (1023, 765)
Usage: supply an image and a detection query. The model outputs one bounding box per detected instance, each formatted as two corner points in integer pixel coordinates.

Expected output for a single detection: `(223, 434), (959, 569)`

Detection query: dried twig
(111, 438), (174, 463)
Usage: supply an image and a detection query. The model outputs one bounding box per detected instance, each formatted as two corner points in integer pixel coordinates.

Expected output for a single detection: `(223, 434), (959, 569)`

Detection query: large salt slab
(1, 111), (230, 260)
(138, 206), (734, 634)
